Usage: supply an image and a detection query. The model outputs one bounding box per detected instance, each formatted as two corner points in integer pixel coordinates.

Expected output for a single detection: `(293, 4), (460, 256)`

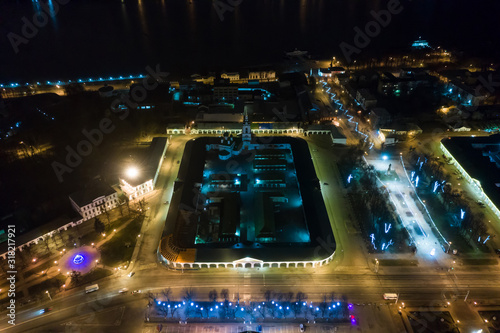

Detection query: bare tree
(124, 197), (131, 215)
(162, 288), (172, 302)
(220, 288), (229, 301)
(296, 292), (307, 303)
(182, 287), (195, 302)
(41, 236), (51, 253)
(100, 202), (111, 225)
(208, 289), (218, 302)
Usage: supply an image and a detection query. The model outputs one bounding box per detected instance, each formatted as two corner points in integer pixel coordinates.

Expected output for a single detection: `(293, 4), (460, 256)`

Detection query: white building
(249, 71), (276, 81)
(120, 137), (168, 201)
(221, 72), (240, 81)
(69, 180), (119, 221)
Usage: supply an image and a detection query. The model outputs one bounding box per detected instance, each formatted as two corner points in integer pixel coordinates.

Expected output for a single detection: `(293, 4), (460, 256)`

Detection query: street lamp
(126, 166), (139, 178)
(374, 259), (379, 273)
(447, 241), (452, 253)
(45, 290), (52, 301)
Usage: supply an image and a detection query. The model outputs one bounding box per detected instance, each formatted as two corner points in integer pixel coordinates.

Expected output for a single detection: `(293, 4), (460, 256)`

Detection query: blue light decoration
(415, 176), (420, 188)
(478, 236), (481, 242)
(370, 233), (377, 249)
(410, 171), (415, 181)
(483, 235), (490, 244)
(430, 248), (436, 256)
(384, 223), (392, 234)
(347, 174), (353, 184)
(449, 88), (452, 93)
(460, 209), (465, 220)
(73, 254), (85, 265)
(433, 181), (439, 193)
(411, 38), (430, 49)
(419, 161), (424, 170)
(382, 155), (388, 161)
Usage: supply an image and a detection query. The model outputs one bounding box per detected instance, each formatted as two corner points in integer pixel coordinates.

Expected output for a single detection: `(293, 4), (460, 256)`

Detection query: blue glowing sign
(73, 254), (85, 265)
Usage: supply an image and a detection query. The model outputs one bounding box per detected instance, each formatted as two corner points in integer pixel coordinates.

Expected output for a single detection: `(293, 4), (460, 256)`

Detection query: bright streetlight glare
(126, 167), (139, 178)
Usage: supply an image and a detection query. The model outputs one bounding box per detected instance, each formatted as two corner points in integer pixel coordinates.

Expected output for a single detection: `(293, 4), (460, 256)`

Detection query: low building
(304, 124), (346, 145)
(330, 125), (347, 145)
(356, 89), (377, 110)
(378, 70), (436, 97)
(369, 107), (392, 129)
(166, 123), (186, 135)
(120, 137), (168, 200)
(213, 79), (238, 103)
(318, 68), (333, 78)
(249, 70), (276, 81)
(447, 79), (487, 106)
(69, 180), (119, 221)
(221, 72), (240, 81)
(380, 123), (422, 137)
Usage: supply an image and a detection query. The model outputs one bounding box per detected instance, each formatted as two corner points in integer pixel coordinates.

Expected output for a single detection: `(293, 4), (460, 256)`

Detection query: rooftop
(69, 180), (116, 207)
(442, 134), (500, 208)
(121, 137), (167, 186)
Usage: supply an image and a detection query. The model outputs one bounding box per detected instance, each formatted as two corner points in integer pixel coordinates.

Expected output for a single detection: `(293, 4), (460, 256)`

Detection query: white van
(383, 293), (398, 300)
(85, 284), (99, 293)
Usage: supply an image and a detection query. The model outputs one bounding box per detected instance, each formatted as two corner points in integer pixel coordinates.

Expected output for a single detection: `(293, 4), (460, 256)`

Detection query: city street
(1, 136), (499, 333)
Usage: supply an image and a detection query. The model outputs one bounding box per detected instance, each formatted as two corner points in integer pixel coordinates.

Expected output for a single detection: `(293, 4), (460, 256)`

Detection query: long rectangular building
(441, 134), (500, 220)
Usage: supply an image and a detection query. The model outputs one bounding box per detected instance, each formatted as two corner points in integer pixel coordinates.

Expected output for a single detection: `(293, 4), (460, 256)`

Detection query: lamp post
(45, 290), (52, 301)
(374, 259), (379, 273)
(447, 241), (452, 253)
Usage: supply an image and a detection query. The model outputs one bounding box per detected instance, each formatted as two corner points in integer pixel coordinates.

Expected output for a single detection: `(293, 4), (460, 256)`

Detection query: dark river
(1, 0), (499, 82)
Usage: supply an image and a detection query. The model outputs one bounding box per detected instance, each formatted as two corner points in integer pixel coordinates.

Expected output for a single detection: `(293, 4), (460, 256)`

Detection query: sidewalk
(0, 214), (138, 304)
